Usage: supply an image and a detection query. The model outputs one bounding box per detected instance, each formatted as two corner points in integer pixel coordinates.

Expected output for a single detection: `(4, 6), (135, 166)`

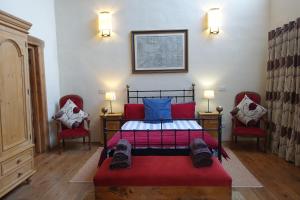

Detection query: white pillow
(54, 99), (88, 129)
(231, 95), (267, 126)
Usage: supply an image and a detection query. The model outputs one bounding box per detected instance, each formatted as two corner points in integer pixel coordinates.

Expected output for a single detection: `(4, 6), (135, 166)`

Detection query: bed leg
(217, 110), (223, 162)
(257, 137), (260, 150)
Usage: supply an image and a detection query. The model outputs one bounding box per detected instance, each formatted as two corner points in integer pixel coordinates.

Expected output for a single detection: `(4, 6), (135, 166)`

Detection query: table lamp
(204, 90), (215, 113)
(105, 91), (116, 114)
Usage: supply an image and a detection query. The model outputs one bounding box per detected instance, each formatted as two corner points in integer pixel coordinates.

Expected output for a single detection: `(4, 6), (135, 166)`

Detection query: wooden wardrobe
(0, 11), (36, 197)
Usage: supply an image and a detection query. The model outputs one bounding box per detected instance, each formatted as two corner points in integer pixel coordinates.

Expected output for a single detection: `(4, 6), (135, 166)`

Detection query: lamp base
(205, 111), (213, 113)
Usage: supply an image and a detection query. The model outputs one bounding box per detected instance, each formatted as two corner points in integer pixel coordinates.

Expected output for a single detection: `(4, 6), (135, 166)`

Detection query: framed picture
(131, 29), (188, 73)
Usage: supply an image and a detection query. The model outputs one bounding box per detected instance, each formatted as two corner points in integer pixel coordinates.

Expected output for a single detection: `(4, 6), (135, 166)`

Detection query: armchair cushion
(59, 127), (89, 139)
(231, 95), (267, 126)
(54, 99), (88, 128)
(233, 127), (267, 137)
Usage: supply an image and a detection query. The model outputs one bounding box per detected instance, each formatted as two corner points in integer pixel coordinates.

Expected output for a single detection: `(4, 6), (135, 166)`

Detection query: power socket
(98, 90), (105, 95)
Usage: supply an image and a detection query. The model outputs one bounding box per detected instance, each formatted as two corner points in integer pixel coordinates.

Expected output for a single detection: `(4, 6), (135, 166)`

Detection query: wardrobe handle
(16, 159), (21, 164)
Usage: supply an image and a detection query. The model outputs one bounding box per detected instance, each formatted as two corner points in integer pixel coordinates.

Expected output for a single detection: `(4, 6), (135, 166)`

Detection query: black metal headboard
(126, 84), (195, 104)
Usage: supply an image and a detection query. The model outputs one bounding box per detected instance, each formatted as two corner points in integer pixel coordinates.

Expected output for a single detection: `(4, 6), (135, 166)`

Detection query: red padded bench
(94, 156), (232, 200)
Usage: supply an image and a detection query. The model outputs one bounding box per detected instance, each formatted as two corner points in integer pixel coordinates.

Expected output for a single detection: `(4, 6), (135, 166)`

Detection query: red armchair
(232, 92), (267, 151)
(54, 95), (91, 153)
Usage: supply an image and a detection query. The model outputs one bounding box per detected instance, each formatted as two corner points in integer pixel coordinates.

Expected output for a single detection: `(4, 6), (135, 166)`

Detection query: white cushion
(231, 95), (267, 126)
(54, 99), (88, 128)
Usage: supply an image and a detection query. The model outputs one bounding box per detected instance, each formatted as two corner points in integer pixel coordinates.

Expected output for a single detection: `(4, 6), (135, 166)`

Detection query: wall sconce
(98, 11), (112, 37)
(208, 8), (221, 34)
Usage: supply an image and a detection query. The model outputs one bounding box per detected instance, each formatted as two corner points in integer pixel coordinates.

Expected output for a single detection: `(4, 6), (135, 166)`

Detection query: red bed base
(94, 156), (232, 200)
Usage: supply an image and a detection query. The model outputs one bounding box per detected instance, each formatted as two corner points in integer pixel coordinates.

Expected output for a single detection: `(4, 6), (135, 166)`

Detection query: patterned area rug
(70, 147), (263, 188)
(232, 191), (247, 200)
(70, 147), (103, 183)
(223, 148), (263, 188)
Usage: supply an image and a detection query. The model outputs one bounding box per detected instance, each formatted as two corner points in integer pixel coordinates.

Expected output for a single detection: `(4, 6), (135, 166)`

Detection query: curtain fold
(266, 18), (300, 166)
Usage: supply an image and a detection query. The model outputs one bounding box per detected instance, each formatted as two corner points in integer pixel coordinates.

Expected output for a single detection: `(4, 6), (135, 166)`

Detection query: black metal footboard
(102, 108), (223, 161)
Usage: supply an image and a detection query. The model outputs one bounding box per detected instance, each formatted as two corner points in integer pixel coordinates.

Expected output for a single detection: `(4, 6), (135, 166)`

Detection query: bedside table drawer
(198, 112), (220, 139)
(200, 115), (218, 120)
(100, 113), (123, 145)
(202, 120), (218, 127)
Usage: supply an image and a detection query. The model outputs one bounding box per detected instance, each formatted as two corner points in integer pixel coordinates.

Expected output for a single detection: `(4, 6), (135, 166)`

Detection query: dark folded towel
(190, 138), (212, 167)
(190, 138), (208, 150)
(116, 139), (130, 151)
(110, 139), (132, 170)
(113, 140), (132, 161)
(113, 149), (131, 162)
(192, 148), (212, 160)
(110, 159), (131, 169)
(192, 157), (213, 167)
(191, 149), (213, 168)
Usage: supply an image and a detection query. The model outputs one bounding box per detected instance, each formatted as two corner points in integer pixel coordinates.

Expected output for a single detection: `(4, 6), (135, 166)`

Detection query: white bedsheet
(121, 120), (202, 130)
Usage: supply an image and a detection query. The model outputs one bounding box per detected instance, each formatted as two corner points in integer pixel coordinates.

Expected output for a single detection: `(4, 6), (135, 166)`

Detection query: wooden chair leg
(257, 137), (260, 150)
(62, 139), (65, 147)
(88, 134), (91, 150)
(83, 137), (85, 144)
(264, 137), (267, 153)
(58, 138), (62, 154)
(235, 136), (237, 144)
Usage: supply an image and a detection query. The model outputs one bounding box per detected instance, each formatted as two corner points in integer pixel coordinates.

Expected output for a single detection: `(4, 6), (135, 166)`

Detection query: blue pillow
(143, 98), (172, 123)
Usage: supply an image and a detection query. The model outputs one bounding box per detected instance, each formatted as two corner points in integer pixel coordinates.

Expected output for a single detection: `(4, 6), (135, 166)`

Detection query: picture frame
(131, 29), (188, 74)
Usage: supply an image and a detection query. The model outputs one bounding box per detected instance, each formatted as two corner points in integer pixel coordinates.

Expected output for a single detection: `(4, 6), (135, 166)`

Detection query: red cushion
(171, 103), (196, 119)
(124, 104), (145, 120)
(94, 156), (231, 187)
(233, 127), (267, 137)
(234, 92), (261, 127)
(235, 92), (261, 105)
(59, 95), (85, 130)
(59, 127), (89, 139)
(60, 95), (83, 109)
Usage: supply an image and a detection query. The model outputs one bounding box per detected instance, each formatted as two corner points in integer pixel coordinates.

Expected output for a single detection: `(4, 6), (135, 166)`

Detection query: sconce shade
(105, 91), (116, 101)
(208, 8), (221, 34)
(204, 90), (215, 99)
(98, 11), (112, 37)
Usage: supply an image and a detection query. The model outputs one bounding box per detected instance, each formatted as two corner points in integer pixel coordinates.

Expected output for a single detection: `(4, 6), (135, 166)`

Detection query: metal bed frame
(102, 84), (223, 161)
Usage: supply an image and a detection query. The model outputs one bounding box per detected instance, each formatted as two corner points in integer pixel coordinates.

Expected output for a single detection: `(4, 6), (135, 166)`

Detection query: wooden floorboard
(229, 141), (300, 200)
(2, 141), (300, 200)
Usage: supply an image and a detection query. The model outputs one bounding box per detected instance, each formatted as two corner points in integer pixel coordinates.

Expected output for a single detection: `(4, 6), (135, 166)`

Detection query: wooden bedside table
(100, 113), (123, 145)
(198, 112), (220, 138)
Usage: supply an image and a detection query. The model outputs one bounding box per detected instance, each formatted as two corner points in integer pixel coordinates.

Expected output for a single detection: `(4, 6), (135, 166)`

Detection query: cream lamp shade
(98, 11), (112, 37)
(105, 91), (116, 101)
(105, 91), (116, 113)
(208, 8), (221, 34)
(204, 90), (215, 99)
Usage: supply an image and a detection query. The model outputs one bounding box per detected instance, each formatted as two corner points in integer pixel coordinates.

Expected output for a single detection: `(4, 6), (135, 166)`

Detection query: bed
(101, 84), (227, 162)
(95, 84), (231, 199)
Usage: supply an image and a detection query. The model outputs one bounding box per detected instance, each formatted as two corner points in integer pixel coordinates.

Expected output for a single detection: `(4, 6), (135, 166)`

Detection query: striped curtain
(266, 18), (300, 166)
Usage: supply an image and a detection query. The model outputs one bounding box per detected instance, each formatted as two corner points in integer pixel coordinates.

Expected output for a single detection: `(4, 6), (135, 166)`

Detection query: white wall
(270, 0), (300, 29)
(55, 0), (269, 142)
(1, 0), (61, 147)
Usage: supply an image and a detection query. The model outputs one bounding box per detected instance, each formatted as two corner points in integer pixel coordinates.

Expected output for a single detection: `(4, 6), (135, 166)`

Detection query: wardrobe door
(0, 33), (31, 154)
